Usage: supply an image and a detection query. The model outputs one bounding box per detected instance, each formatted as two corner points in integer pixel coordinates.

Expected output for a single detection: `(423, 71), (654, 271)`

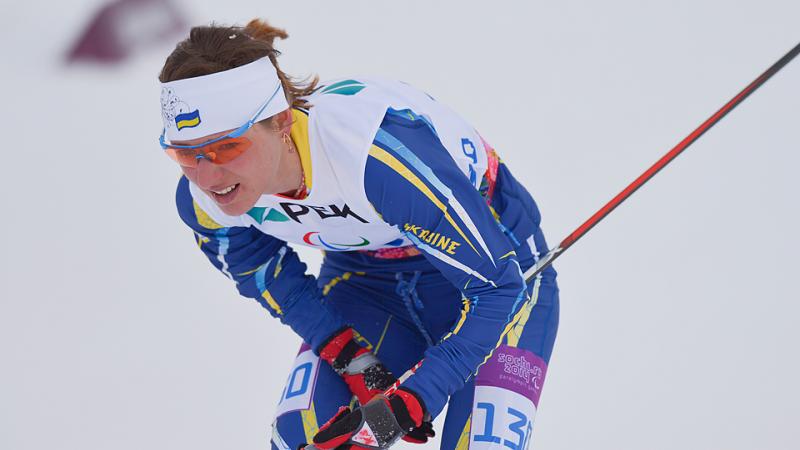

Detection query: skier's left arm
(363, 112), (529, 419)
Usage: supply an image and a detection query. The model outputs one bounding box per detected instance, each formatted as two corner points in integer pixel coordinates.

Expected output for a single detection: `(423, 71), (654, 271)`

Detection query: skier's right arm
(175, 176), (345, 351)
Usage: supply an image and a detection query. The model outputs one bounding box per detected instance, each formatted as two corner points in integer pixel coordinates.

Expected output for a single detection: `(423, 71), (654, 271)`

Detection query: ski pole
(524, 40), (800, 283)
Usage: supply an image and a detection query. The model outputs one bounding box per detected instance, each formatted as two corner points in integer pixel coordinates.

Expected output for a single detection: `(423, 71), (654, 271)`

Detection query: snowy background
(2, 1), (799, 449)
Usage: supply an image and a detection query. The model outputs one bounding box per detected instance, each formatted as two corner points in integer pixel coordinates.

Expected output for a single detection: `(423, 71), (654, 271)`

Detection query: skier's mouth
(211, 183), (240, 204)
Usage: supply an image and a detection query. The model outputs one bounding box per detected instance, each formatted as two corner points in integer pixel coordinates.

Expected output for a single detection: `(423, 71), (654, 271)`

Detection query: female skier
(158, 19), (559, 450)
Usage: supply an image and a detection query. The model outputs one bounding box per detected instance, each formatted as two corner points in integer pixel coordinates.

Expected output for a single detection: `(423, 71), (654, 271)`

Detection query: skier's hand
(318, 327), (396, 405)
(318, 327), (435, 444)
(301, 387), (429, 449)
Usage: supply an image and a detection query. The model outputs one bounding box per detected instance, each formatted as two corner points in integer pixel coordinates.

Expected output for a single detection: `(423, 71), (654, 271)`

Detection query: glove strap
(345, 352), (381, 375)
(357, 398), (406, 448)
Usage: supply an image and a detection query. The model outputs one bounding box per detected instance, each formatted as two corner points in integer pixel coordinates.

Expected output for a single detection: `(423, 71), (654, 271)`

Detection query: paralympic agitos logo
(302, 232), (370, 250)
(278, 202), (368, 224)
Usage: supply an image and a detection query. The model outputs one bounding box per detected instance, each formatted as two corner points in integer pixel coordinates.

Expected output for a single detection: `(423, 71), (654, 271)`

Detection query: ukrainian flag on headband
(175, 110), (201, 130)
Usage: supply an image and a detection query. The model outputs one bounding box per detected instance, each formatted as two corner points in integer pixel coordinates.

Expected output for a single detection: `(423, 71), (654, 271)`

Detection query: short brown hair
(159, 19), (318, 110)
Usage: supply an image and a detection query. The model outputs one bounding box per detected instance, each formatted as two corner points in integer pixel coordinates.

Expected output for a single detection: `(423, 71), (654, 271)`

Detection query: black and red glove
(317, 327), (434, 444)
(302, 387), (429, 450)
(318, 327), (395, 405)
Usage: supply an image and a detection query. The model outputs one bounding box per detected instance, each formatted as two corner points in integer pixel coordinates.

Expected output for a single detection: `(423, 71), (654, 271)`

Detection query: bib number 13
(473, 402), (533, 450)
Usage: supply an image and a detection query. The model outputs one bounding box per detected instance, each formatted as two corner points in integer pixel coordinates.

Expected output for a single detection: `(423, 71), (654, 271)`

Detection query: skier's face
(174, 112), (295, 216)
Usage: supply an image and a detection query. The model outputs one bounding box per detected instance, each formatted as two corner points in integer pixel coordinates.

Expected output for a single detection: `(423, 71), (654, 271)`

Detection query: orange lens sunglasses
(163, 137), (252, 168)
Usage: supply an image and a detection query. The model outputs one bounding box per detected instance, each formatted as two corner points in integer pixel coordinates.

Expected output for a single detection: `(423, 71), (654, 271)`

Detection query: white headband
(160, 56), (289, 141)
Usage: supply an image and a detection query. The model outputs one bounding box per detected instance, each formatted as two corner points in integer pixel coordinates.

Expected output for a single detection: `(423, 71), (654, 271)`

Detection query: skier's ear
(271, 108), (294, 134)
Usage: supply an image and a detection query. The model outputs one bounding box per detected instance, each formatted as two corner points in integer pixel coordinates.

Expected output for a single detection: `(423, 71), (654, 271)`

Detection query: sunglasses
(159, 84), (281, 168)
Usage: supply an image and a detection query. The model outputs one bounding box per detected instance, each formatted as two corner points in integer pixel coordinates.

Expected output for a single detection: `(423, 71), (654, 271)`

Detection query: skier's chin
(218, 203), (247, 217)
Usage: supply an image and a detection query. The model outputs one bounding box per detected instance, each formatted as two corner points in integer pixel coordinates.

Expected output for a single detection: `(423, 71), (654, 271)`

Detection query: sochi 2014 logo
(497, 352), (543, 388)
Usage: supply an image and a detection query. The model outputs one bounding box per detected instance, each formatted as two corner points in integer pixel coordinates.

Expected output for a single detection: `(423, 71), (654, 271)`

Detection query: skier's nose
(195, 157), (224, 190)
